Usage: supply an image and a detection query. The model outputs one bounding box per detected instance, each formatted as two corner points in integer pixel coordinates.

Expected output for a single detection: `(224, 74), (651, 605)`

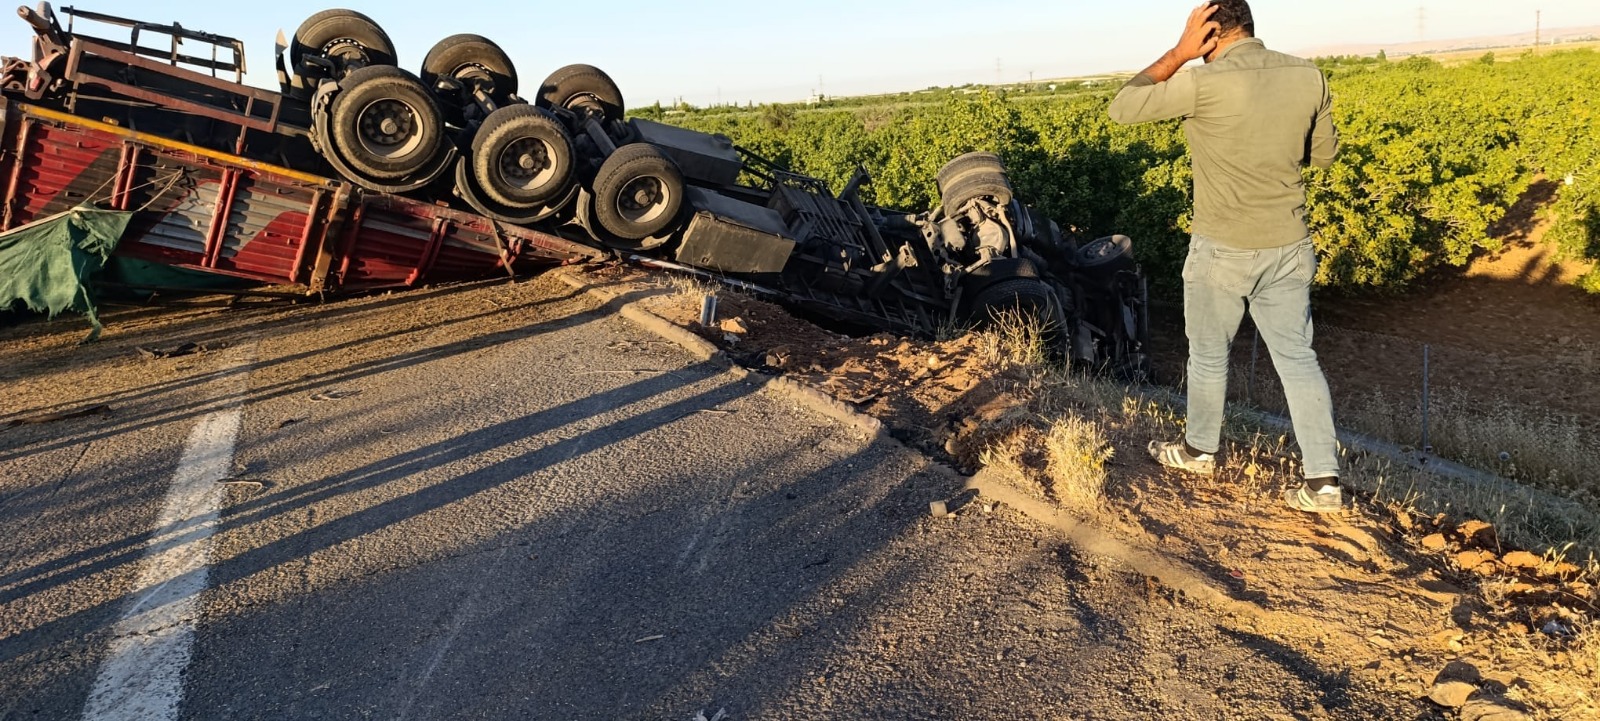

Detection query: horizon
(0, 1), (1594, 106)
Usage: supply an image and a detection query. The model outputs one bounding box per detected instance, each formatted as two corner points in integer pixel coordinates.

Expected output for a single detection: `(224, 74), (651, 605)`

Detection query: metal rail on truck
(0, 98), (602, 292)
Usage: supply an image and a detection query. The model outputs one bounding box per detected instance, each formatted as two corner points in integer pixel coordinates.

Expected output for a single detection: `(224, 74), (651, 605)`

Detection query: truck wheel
(292, 9), (397, 81)
(970, 277), (1056, 324)
(936, 151), (1005, 187)
(421, 34), (517, 103)
(536, 64), (625, 123)
(941, 174), (1013, 213)
(1076, 235), (1135, 275)
(938, 153), (1013, 212)
(330, 66), (444, 181)
(470, 105), (574, 209)
(592, 143), (684, 241)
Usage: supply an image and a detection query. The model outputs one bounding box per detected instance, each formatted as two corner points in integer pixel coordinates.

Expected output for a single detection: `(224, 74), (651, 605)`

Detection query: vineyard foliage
(658, 49), (1600, 293)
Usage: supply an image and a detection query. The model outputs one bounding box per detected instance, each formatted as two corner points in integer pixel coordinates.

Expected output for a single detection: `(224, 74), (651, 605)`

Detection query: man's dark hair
(1209, 0), (1255, 37)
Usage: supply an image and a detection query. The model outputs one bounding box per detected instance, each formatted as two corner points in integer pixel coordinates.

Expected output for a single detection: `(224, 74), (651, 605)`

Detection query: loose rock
(764, 345), (793, 369)
(1456, 550), (1495, 571)
(1427, 679), (1477, 708)
(1421, 533), (1448, 550)
(1459, 698), (1532, 721)
(1456, 519), (1496, 546)
(1501, 551), (1541, 568)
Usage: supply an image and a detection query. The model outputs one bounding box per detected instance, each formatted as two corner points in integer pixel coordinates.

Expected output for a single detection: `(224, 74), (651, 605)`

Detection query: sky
(2, 1), (1595, 107)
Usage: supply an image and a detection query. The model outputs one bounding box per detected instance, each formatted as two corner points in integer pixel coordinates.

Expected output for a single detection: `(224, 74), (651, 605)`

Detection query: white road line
(81, 358), (251, 720)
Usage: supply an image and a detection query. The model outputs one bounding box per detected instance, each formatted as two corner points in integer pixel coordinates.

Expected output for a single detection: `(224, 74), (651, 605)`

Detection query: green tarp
(0, 205), (133, 341)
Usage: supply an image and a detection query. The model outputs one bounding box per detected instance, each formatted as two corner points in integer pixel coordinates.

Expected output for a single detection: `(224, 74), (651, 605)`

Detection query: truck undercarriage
(0, 3), (1149, 377)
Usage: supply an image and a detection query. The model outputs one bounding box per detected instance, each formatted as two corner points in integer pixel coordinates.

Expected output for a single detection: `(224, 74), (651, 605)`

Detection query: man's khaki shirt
(1108, 38), (1339, 250)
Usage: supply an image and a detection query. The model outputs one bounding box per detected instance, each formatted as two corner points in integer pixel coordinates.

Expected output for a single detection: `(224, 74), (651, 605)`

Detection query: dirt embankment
(576, 260), (1599, 721)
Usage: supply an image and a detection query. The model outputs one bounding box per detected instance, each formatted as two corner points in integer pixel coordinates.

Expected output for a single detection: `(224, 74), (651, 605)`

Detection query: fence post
(1421, 343), (1431, 453)
(698, 293), (718, 326)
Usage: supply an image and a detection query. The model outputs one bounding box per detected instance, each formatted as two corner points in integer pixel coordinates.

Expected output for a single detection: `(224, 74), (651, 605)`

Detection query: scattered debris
(4, 404), (111, 427)
(135, 341), (212, 359)
(308, 389), (362, 402)
(275, 417), (306, 429)
(634, 634), (665, 644)
(691, 709), (728, 721)
(763, 345), (793, 369)
(216, 477), (268, 494)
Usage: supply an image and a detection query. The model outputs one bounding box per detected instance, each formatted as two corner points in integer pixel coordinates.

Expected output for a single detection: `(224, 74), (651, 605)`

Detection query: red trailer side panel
(0, 102), (601, 291)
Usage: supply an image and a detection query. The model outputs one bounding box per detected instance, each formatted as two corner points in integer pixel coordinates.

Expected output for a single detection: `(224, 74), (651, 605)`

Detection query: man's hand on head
(1175, 3), (1222, 62)
(1135, 3), (1221, 84)
(1110, 1), (1230, 122)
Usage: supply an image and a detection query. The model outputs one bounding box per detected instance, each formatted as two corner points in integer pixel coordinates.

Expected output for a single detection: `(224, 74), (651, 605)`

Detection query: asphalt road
(0, 275), (1416, 720)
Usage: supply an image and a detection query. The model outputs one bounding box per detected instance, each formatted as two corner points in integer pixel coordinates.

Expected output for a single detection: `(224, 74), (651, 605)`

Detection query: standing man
(1108, 1), (1343, 512)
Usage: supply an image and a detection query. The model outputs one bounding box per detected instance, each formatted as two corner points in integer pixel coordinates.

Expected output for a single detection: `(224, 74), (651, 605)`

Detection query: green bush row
(658, 50), (1600, 294)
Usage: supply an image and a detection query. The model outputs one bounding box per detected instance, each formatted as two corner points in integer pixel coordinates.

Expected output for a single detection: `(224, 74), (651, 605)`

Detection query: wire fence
(1213, 319), (1600, 489)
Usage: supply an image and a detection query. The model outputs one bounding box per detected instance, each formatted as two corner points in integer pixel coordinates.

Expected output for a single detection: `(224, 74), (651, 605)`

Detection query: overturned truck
(0, 4), (1150, 376)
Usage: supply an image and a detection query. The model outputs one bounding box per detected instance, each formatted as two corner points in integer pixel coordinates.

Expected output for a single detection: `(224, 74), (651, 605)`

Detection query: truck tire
(470, 105), (574, 209)
(329, 66), (444, 181)
(936, 151), (1005, 187)
(291, 9), (396, 81)
(537, 64), (624, 123)
(421, 34), (517, 103)
(969, 277), (1059, 330)
(941, 174), (1013, 213)
(1076, 234), (1135, 275)
(592, 143), (684, 241)
(938, 153), (1013, 212)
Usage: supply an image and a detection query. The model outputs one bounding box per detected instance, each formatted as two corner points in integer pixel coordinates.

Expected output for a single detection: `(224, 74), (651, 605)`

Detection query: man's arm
(1108, 3), (1220, 125)
(1306, 73), (1339, 168)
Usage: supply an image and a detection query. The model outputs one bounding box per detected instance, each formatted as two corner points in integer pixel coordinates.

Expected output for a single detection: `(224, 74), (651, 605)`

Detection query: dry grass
(1332, 443), (1600, 566)
(658, 273), (720, 305)
(1041, 414), (1115, 507)
(981, 351), (1600, 565)
(973, 307), (1052, 372)
(968, 282), (1599, 564)
(1339, 387), (1600, 493)
(978, 426), (1046, 487)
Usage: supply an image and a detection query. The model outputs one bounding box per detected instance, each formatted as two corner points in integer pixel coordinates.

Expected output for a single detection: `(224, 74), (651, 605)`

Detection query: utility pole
(1416, 5), (1426, 43)
(995, 58), (1002, 86)
(1535, 9), (1542, 52)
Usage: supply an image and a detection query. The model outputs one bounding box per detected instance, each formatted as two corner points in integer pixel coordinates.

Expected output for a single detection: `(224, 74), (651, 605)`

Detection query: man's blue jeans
(1181, 235), (1340, 480)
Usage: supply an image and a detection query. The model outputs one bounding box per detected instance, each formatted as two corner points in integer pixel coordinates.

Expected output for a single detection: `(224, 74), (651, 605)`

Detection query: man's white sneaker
(1147, 440), (1216, 475)
(1284, 483), (1342, 513)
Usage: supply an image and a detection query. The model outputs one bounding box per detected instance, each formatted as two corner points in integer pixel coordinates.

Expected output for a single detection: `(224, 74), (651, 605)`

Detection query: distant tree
(1377, 49), (1387, 61)
(759, 103), (796, 131)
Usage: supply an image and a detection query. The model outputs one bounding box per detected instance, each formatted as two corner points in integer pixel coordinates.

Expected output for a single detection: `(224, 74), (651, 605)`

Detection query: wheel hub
(497, 137), (556, 191)
(617, 176), (669, 225)
(355, 98), (424, 159)
(323, 39), (371, 73)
